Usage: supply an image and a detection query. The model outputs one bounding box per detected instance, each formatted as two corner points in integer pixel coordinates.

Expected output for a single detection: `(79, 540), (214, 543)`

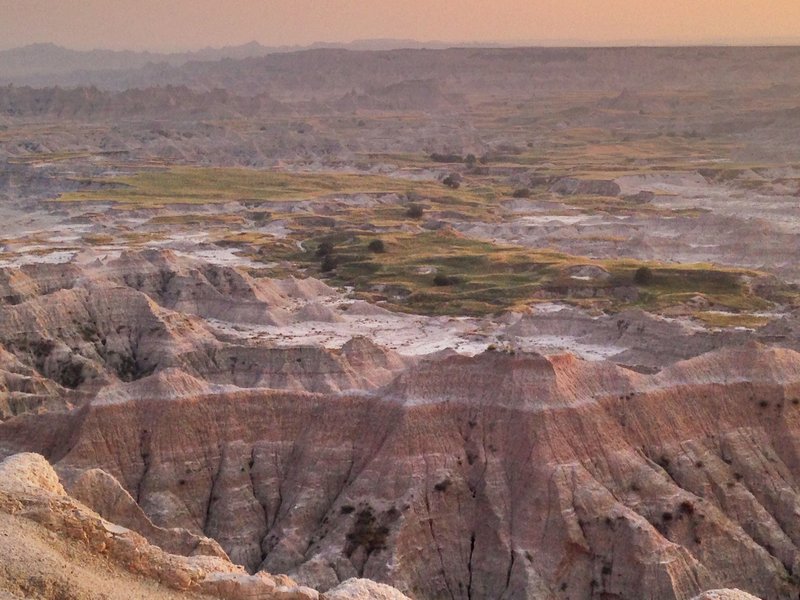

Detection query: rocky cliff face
(0, 251), (796, 600)
(2, 343), (799, 599)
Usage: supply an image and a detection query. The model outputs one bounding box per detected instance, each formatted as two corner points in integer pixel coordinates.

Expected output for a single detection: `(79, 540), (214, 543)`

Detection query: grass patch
(56, 166), (498, 208)
(285, 229), (774, 316)
(693, 312), (770, 329)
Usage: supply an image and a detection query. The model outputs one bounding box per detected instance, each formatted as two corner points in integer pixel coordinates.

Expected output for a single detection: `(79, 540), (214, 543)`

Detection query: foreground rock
(691, 591), (762, 600)
(0, 453), (409, 600)
(324, 579), (413, 600)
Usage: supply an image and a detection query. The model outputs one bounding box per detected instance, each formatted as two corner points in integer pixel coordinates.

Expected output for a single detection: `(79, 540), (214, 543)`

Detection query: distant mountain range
(3, 38), (799, 90)
(0, 40), (481, 84)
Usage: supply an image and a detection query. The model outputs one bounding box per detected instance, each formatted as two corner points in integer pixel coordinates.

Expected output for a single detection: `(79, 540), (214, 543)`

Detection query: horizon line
(3, 36), (800, 54)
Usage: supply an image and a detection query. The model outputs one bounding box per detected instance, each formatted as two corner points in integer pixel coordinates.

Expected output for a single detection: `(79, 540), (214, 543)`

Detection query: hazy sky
(2, 0), (800, 51)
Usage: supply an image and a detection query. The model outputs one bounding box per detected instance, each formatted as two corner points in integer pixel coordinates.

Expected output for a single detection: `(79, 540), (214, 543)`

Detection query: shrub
(633, 266), (654, 285)
(512, 187), (531, 198)
(344, 507), (389, 558)
(406, 203), (425, 219)
(367, 239), (386, 253)
(442, 173), (461, 189)
(433, 273), (459, 286)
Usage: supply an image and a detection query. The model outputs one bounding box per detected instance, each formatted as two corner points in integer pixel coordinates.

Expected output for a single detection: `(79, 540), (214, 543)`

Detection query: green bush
(406, 204), (425, 219)
(634, 266), (654, 285)
(367, 239), (386, 253)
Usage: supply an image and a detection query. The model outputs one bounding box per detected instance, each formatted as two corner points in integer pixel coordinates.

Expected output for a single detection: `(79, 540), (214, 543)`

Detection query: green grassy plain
(52, 162), (793, 320)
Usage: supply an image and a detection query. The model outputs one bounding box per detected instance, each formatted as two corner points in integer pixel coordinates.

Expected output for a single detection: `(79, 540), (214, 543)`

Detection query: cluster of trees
(315, 237), (387, 273)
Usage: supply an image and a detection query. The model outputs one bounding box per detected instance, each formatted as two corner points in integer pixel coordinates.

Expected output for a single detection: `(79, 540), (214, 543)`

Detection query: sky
(2, 0), (800, 51)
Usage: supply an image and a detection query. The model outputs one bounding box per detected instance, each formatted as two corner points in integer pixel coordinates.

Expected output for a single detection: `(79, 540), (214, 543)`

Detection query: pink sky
(2, 0), (800, 51)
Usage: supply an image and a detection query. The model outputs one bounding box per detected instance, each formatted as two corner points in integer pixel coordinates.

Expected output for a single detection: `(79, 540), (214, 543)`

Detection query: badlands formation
(2, 46), (800, 599)
(2, 254), (800, 599)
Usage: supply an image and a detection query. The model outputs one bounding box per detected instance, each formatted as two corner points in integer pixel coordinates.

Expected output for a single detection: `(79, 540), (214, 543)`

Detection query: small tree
(320, 254), (338, 273)
(316, 241), (334, 257)
(406, 204), (425, 219)
(634, 266), (654, 285)
(367, 239), (386, 253)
